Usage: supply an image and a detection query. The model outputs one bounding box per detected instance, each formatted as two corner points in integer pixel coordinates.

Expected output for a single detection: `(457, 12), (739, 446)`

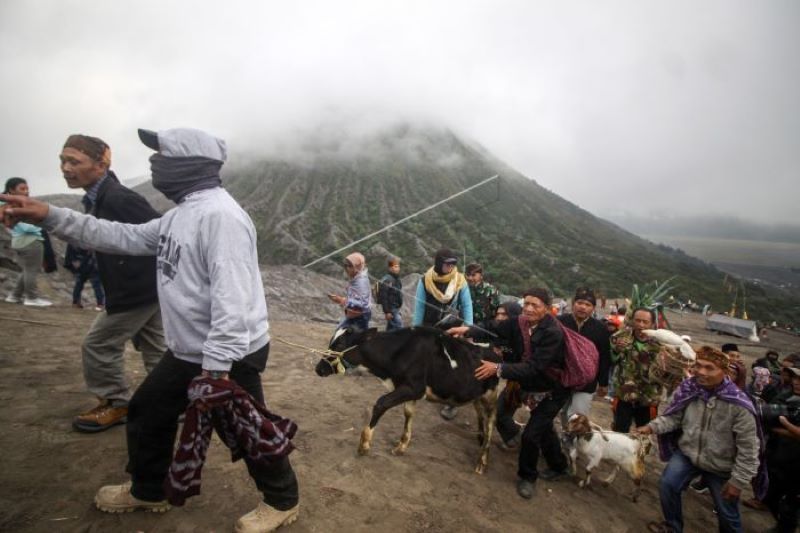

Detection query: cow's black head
(314, 326), (377, 377)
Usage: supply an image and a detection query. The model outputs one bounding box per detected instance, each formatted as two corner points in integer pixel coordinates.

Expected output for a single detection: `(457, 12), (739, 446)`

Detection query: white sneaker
(235, 502), (299, 533)
(23, 298), (52, 307)
(4, 295), (21, 303)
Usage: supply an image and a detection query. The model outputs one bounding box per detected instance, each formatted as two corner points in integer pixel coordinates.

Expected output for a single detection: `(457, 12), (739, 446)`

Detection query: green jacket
(611, 329), (663, 404)
(468, 281), (500, 324)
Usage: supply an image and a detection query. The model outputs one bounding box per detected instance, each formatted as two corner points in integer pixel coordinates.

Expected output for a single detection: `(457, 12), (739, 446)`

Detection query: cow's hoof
(391, 445), (406, 456)
(357, 445), (370, 456)
(474, 464), (487, 475)
(578, 480), (587, 488)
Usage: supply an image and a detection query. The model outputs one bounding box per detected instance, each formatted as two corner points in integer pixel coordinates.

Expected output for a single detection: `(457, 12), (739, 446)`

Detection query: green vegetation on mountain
(183, 123), (789, 325)
(108, 123), (795, 326)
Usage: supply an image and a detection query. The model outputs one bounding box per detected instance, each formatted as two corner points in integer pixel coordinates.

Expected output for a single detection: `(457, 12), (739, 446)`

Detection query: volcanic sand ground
(1, 305), (796, 533)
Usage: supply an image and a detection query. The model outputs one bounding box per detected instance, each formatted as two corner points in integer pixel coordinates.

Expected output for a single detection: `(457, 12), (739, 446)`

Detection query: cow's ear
(365, 327), (379, 340)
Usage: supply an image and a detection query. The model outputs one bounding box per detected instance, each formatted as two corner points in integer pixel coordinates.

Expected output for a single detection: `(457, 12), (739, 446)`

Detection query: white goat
(565, 414), (651, 502)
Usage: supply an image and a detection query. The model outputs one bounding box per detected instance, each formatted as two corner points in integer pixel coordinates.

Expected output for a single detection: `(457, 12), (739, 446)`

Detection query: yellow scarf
(423, 267), (467, 304)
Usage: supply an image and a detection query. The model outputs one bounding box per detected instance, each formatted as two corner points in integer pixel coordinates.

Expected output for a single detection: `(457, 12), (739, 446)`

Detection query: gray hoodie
(43, 128), (268, 371)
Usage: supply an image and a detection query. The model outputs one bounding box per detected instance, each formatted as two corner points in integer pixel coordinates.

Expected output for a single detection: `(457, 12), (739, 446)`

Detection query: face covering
(150, 153), (223, 203)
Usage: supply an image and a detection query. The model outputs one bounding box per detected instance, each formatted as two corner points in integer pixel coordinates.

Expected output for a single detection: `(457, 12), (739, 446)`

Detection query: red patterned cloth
(164, 376), (297, 506)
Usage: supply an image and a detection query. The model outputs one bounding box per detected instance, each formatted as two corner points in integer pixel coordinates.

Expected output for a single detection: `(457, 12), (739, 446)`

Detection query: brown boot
(235, 502), (299, 533)
(73, 400), (128, 433)
(95, 482), (170, 513)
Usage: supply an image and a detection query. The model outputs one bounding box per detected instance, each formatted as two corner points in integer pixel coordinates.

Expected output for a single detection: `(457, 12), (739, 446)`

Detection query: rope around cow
(272, 336), (357, 375)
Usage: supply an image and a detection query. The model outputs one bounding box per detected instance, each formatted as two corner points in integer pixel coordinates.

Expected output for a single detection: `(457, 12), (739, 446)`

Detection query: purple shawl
(657, 377), (768, 498)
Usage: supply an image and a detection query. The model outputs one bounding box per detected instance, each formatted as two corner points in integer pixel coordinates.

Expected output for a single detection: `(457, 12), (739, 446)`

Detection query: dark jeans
(659, 450), (742, 533)
(337, 313), (371, 332)
(613, 399), (656, 433)
(125, 344), (299, 510)
(764, 466), (800, 532)
(386, 309), (403, 331)
(72, 271), (105, 305)
(518, 388), (569, 482)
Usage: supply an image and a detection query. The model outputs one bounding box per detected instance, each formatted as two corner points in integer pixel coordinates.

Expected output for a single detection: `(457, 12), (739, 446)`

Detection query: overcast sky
(1, 1), (798, 225)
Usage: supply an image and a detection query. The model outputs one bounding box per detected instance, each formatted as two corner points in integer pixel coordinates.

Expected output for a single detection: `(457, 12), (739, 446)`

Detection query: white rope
(303, 174), (499, 268)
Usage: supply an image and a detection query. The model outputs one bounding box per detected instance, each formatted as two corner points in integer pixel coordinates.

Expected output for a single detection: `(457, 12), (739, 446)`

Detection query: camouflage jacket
(611, 329), (664, 404)
(469, 281), (500, 324)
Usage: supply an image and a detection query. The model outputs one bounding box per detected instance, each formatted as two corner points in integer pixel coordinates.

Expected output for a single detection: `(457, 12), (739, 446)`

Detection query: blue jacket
(413, 279), (473, 327)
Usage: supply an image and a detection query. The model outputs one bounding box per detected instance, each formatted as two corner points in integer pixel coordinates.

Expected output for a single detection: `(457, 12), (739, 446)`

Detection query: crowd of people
(330, 249), (799, 532)
(2, 129), (798, 533)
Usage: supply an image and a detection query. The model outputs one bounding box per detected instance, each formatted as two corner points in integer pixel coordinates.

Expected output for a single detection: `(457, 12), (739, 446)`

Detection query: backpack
(517, 316), (599, 389)
(555, 321), (599, 389)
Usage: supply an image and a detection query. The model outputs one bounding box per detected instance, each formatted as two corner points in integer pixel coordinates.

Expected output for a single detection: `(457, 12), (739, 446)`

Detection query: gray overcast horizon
(1, 1), (798, 226)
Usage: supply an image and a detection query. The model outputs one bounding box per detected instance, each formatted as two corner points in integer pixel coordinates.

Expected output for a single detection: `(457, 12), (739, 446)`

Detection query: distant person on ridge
(413, 248), (473, 420)
(0, 127), (300, 532)
(328, 252), (372, 332)
(465, 262), (500, 328)
(376, 256), (403, 330)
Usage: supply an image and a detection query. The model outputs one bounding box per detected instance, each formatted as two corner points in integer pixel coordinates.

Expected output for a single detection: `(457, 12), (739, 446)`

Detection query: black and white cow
(315, 326), (502, 474)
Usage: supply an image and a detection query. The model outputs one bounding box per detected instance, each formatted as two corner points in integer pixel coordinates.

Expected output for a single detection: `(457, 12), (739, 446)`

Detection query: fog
(1, 1), (798, 225)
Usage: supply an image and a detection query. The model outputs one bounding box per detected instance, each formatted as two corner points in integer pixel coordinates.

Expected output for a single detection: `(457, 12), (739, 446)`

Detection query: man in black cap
(413, 247), (473, 419)
(59, 134), (165, 433)
(558, 287), (611, 423)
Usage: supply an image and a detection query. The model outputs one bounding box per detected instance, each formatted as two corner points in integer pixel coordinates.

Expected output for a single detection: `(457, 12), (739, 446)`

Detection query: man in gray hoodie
(0, 128), (299, 533)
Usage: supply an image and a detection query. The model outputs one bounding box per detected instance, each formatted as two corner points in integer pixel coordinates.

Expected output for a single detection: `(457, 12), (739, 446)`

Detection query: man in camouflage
(466, 263), (500, 326)
(610, 307), (664, 432)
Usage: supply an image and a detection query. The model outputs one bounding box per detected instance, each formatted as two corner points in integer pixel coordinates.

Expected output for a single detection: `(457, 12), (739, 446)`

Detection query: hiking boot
(235, 502), (299, 533)
(539, 468), (568, 481)
(73, 401), (128, 433)
(440, 405), (459, 421)
(94, 482), (170, 513)
(497, 432), (521, 452)
(516, 479), (535, 499)
(4, 295), (21, 304)
(72, 303), (84, 309)
(690, 478), (709, 494)
(23, 297), (52, 307)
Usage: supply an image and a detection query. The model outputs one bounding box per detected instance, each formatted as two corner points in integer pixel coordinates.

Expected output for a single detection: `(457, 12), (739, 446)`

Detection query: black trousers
(517, 387), (569, 482)
(613, 400), (656, 433)
(125, 344), (299, 510)
(764, 466), (799, 532)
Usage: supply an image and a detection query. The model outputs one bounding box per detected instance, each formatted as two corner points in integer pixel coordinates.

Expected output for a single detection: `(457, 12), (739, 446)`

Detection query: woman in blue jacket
(2, 178), (51, 307)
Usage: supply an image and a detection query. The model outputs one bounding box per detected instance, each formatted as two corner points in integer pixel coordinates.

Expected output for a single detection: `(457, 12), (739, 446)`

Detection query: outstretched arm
(1, 195), (159, 256)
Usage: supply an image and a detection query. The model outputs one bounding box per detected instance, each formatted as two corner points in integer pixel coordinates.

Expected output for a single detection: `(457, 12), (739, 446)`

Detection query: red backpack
(555, 321), (599, 389)
(518, 316), (599, 389)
